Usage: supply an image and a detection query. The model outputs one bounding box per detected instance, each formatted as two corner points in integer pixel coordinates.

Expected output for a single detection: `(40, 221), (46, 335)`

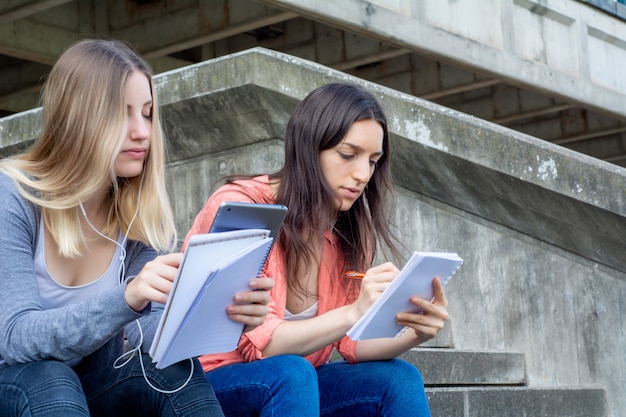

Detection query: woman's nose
(353, 158), (372, 182)
(129, 114), (149, 139)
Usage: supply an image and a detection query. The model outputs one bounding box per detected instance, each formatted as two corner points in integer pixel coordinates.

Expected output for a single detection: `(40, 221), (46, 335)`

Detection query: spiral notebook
(150, 229), (273, 369)
(347, 251), (463, 340)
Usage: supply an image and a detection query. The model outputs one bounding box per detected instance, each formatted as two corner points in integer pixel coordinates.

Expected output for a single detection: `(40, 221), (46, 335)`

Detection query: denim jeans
(317, 358), (431, 417)
(0, 354), (224, 417)
(206, 355), (431, 417)
(0, 361), (89, 417)
(207, 355), (319, 416)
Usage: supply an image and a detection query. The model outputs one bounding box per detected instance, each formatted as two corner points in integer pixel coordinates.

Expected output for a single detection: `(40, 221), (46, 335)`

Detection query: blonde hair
(0, 39), (176, 256)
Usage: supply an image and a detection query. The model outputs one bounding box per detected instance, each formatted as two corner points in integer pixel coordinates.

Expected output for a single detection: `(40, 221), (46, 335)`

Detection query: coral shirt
(182, 176), (359, 372)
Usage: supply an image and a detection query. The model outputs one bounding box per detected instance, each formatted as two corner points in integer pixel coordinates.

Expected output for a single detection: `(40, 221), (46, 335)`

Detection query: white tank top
(35, 218), (123, 310)
(284, 301), (319, 320)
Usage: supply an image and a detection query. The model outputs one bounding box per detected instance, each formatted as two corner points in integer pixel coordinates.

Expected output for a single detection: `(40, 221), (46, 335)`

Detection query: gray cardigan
(0, 173), (164, 368)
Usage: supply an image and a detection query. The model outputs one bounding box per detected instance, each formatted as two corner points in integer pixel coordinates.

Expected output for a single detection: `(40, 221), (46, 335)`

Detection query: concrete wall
(251, 0), (626, 165)
(259, 0), (626, 120)
(2, 0), (625, 165)
(1, 48), (624, 416)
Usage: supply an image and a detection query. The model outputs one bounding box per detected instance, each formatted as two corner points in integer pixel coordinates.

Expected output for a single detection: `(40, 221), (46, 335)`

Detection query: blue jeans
(0, 354), (224, 417)
(317, 359), (431, 417)
(207, 355), (319, 416)
(206, 355), (430, 417)
(0, 361), (89, 417)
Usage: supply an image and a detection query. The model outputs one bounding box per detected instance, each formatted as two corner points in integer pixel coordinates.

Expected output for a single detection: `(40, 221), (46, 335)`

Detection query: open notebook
(347, 251), (463, 340)
(150, 229), (273, 369)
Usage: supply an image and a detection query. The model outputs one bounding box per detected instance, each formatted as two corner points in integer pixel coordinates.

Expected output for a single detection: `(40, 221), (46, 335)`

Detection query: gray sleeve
(122, 240), (170, 353)
(123, 301), (165, 353)
(0, 175), (144, 366)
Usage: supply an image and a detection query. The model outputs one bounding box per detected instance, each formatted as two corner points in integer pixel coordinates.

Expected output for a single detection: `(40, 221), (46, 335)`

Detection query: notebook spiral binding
(258, 236), (276, 278)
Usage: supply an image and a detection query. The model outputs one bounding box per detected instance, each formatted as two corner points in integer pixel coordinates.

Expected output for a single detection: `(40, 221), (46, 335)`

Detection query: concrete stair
(400, 348), (608, 417)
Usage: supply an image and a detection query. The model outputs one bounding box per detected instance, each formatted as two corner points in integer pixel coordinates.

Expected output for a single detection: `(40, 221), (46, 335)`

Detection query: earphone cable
(80, 170), (193, 393)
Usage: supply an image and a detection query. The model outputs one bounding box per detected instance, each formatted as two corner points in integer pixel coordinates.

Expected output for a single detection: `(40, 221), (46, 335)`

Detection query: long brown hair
(0, 39), (176, 256)
(272, 83), (401, 296)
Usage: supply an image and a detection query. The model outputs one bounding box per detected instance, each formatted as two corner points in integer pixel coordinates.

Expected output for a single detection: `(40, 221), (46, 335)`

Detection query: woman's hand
(348, 262), (399, 323)
(227, 277), (275, 331)
(124, 252), (183, 312)
(396, 276), (449, 343)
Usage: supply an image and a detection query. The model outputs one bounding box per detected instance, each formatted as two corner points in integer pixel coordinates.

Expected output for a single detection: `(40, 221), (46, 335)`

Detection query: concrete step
(426, 386), (608, 417)
(400, 348), (608, 416)
(400, 348), (526, 385)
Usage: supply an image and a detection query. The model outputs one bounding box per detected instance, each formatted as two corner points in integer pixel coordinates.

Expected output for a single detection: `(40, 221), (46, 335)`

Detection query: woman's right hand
(124, 252), (183, 312)
(350, 262), (399, 321)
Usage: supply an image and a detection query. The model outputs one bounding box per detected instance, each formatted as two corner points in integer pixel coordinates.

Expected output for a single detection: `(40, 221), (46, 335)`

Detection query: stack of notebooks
(150, 229), (273, 369)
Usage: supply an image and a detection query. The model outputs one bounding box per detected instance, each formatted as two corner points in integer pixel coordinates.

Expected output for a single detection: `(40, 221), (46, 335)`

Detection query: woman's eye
(143, 114), (152, 121)
(339, 152), (355, 160)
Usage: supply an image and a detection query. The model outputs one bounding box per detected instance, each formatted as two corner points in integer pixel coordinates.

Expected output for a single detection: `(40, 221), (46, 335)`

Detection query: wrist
(343, 303), (361, 327)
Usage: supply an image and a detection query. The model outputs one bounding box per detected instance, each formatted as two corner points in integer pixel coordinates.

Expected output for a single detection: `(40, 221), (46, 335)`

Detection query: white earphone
(80, 172), (194, 393)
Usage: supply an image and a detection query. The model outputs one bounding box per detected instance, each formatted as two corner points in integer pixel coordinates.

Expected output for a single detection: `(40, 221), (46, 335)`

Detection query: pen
(344, 270), (366, 279)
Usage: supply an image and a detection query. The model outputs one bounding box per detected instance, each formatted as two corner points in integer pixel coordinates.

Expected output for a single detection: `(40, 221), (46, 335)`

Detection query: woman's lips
(341, 187), (362, 199)
(124, 148), (146, 159)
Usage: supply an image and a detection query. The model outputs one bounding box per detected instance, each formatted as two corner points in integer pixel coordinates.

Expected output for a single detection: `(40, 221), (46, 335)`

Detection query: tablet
(209, 201), (288, 238)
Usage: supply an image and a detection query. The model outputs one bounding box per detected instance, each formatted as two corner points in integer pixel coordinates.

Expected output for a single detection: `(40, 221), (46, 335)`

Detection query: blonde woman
(0, 39), (271, 417)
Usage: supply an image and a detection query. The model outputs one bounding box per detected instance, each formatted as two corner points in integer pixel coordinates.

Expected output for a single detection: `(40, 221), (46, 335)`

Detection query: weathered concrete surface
(259, 0), (626, 121)
(1, 48), (623, 416)
(427, 386), (608, 417)
(401, 348), (527, 386)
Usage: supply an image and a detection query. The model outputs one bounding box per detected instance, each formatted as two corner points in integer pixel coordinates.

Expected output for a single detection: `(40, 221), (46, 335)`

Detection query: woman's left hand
(395, 276), (449, 343)
(226, 277), (275, 331)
